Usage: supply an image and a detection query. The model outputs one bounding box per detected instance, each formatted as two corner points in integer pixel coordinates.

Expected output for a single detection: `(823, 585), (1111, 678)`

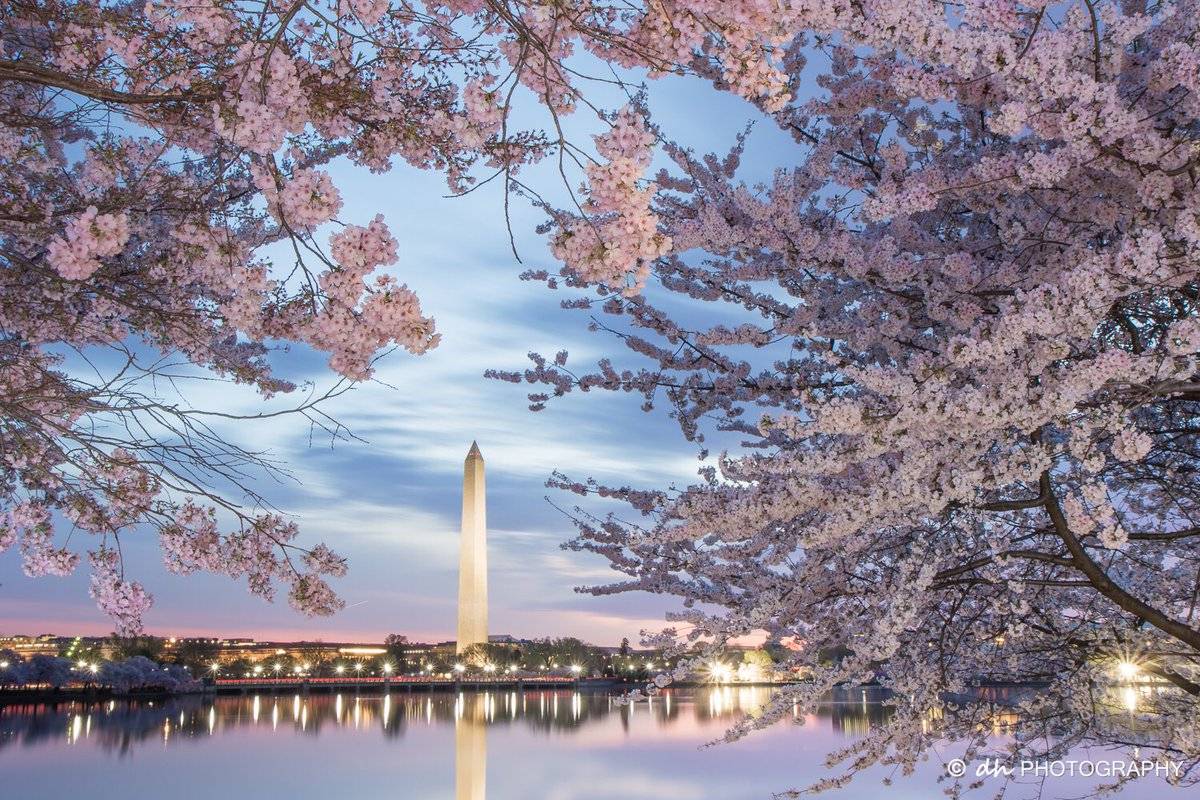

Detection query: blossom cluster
(45, 206), (130, 281)
(88, 549), (153, 637)
(550, 108), (671, 295)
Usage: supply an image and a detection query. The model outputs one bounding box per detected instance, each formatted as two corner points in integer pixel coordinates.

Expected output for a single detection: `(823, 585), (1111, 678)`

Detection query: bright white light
(570, 664), (582, 675)
(483, 663), (495, 673)
(1116, 661), (1141, 681)
(709, 661), (733, 683)
(89, 664), (98, 674)
(253, 665), (263, 675)
(209, 663), (220, 672)
(354, 662), (363, 672)
(273, 663), (281, 673)
(453, 663), (466, 673)
(336, 665), (345, 674)
(0, 661), (8, 669)
(383, 663), (393, 674)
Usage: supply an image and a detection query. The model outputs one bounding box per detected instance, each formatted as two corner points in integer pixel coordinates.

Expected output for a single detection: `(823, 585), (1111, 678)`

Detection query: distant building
(488, 634), (518, 644)
(0, 634), (61, 656)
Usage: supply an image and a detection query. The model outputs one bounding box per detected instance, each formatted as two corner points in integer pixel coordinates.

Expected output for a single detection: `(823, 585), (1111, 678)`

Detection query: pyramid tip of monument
(467, 440), (482, 458)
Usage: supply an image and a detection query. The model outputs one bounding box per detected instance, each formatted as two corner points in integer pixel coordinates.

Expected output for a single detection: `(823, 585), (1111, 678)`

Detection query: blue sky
(0, 68), (801, 646)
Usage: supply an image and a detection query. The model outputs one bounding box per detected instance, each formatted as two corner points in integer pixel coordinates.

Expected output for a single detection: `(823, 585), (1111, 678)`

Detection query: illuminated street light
(570, 664), (582, 675)
(354, 662), (363, 673)
(273, 663), (281, 673)
(483, 663), (495, 673)
(453, 663), (466, 673)
(209, 663), (220, 673)
(383, 663), (393, 674)
(336, 665), (345, 675)
(253, 665), (263, 675)
(709, 661), (733, 684)
(1116, 661), (1141, 681)
(0, 661), (9, 669)
(89, 663), (98, 674)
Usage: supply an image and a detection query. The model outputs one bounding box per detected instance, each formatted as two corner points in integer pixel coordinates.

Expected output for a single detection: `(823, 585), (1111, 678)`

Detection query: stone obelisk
(456, 441), (487, 653)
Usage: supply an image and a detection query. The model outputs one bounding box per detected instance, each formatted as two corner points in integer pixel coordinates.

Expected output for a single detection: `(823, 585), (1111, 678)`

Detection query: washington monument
(457, 441), (487, 653)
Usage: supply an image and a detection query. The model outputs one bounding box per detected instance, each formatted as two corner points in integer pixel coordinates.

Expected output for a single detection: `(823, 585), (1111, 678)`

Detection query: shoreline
(0, 679), (1088, 706)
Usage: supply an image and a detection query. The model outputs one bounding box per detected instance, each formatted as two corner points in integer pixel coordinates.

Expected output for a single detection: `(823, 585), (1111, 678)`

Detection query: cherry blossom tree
(0, 0), (795, 633)
(497, 0), (1200, 794)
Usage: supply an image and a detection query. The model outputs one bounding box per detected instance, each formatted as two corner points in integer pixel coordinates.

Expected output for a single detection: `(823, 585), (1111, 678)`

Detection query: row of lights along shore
(210, 661), (593, 679)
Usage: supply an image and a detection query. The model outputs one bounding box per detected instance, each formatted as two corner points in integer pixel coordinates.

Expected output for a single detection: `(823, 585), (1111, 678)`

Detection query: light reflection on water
(0, 687), (1182, 800)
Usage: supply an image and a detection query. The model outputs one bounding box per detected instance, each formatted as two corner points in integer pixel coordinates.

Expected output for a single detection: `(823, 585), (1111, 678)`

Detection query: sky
(0, 66), (801, 646)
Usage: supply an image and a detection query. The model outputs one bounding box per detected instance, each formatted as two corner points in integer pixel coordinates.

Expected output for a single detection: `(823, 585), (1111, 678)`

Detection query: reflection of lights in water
(510, 692), (517, 720)
(163, 718), (170, 743)
(271, 701), (279, 731)
(990, 710), (1019, 736)
(572, 692), (581, 721)
(709, 686), (736, 716)
(552, 694), (558, 719)
(737, 687), (767, 716)
(68, 714), (82, 744)
(919, 705), (941, 736)
(426, 698), (433, 725)
(1121, 687), (1139, 712)
(455, 693), (465, 721)
(252, 695), (261, 723)
(382, 694), (391, 731)
(292, 695), (301, 721)
(665, 693), (672, 715)
(301, 704), (308, 731)
(335, 693), (344, 724)
(207, 706), (216, 735)
(85, 714), (91, 739)
(354, 698), (362, 729)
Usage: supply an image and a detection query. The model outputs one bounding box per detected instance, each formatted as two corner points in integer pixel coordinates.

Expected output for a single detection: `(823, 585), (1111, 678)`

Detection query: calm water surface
(0, 687), (1185, 799)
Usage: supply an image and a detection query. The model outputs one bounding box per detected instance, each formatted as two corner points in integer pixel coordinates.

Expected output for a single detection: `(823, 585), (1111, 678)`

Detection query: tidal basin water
(0, 687), (1187, 800)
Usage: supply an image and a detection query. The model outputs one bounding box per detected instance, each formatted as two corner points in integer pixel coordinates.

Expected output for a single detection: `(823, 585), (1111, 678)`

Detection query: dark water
(0, 686), (1186, 799)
